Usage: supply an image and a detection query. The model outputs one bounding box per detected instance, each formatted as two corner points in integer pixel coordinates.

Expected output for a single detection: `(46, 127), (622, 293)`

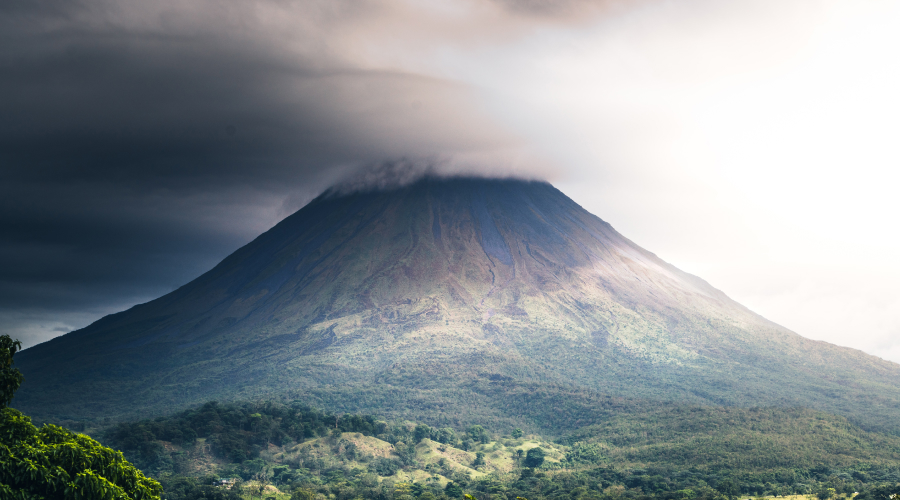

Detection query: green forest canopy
(98, 398), (900, 500)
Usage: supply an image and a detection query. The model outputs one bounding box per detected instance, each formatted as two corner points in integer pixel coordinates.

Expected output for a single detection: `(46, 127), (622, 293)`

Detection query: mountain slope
(15, 178), (900, 433)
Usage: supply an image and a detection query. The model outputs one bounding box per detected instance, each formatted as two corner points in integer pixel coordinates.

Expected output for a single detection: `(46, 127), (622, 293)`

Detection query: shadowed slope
(15, 178), (900, 433)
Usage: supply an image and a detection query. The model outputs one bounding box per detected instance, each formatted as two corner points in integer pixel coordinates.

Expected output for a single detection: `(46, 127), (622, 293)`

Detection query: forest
(96, 399), (900, 500)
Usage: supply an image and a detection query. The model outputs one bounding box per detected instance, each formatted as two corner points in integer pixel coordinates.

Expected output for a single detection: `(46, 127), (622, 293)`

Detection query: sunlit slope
(15, 178), (900, 432)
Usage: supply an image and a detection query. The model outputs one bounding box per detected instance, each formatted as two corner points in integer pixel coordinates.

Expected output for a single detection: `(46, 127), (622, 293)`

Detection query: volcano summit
(15, 178), (900, 432)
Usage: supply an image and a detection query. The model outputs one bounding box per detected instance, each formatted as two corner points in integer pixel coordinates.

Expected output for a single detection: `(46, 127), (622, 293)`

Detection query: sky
(2, 0), (899, 362)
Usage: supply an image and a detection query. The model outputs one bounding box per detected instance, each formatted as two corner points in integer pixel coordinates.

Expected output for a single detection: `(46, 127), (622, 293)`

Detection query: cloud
(0, 0), (550, 347)
(0, 0), (525, 187)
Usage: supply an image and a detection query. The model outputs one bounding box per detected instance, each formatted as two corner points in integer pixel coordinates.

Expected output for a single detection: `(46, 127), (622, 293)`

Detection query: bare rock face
(15, 178), (900, 433)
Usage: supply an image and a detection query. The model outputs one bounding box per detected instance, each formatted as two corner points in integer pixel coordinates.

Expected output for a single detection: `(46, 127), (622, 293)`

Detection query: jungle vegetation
(95, 398), (900, 500)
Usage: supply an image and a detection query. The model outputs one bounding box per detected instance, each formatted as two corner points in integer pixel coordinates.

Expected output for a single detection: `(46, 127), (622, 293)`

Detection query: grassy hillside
(95, 400), (900, 500)
(563, 406), (900, 472)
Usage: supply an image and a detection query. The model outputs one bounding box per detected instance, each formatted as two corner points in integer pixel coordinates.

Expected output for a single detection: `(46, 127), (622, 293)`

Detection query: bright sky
(533, 0), (900, 362)
(350, 0), (900, 361)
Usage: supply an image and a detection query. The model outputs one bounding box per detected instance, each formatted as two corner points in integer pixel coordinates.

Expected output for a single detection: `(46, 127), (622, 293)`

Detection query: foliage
(156, 475), (242, 500)
(523, 447), (545, 468)
(466, 426), (488, 444)
(561, 406), (900, 473)
(102, 400), (381, 475)
(94, 397), (900, 500)
(444, 482), (463, 498)
(856, 482), (900, 500)
(0, 410), (161, 500)
(0, 335), (23, 409)
(368, 457), (400, 476)
(147, 462), (900, 500)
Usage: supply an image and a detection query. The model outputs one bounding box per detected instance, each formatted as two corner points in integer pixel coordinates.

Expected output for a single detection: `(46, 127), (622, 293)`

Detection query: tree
(523, 447), (545, 468)
(856, 483), (900, 500)
(719, 479), (739, 500)
(817, 488), (837, 500)
(445, 482), (464, 498)
(0, 335), (24, 408)
(249, 470), (270, 499)
(511, 428), (523, 439)
(395, 482), (415, 500)
(414, 424), (432, 443)
(291, 488), (315, 500)
(0, 334), (162, 500)
(394, 441), (417, 466)
(436, 427), (456, 445)
(158, 475), (242, 500)
(369, 457), (400, 476)
(467, 425), (488, 444)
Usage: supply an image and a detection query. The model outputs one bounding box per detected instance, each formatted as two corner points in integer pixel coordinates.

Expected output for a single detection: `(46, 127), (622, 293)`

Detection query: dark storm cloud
(0, 0), (508, 188)
(0, 0), (535, 346)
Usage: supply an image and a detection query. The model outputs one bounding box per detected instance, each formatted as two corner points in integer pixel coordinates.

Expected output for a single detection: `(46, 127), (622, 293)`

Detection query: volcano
(15, 178), (900, 433)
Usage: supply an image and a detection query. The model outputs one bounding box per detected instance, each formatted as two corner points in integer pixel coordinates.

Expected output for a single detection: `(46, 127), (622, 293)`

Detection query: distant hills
(15, 177), (900, 435)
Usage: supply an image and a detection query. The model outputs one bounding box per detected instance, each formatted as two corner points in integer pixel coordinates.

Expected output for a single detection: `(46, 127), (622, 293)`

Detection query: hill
(99, 400), (900, 500)
(14, 177), (900, 434)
